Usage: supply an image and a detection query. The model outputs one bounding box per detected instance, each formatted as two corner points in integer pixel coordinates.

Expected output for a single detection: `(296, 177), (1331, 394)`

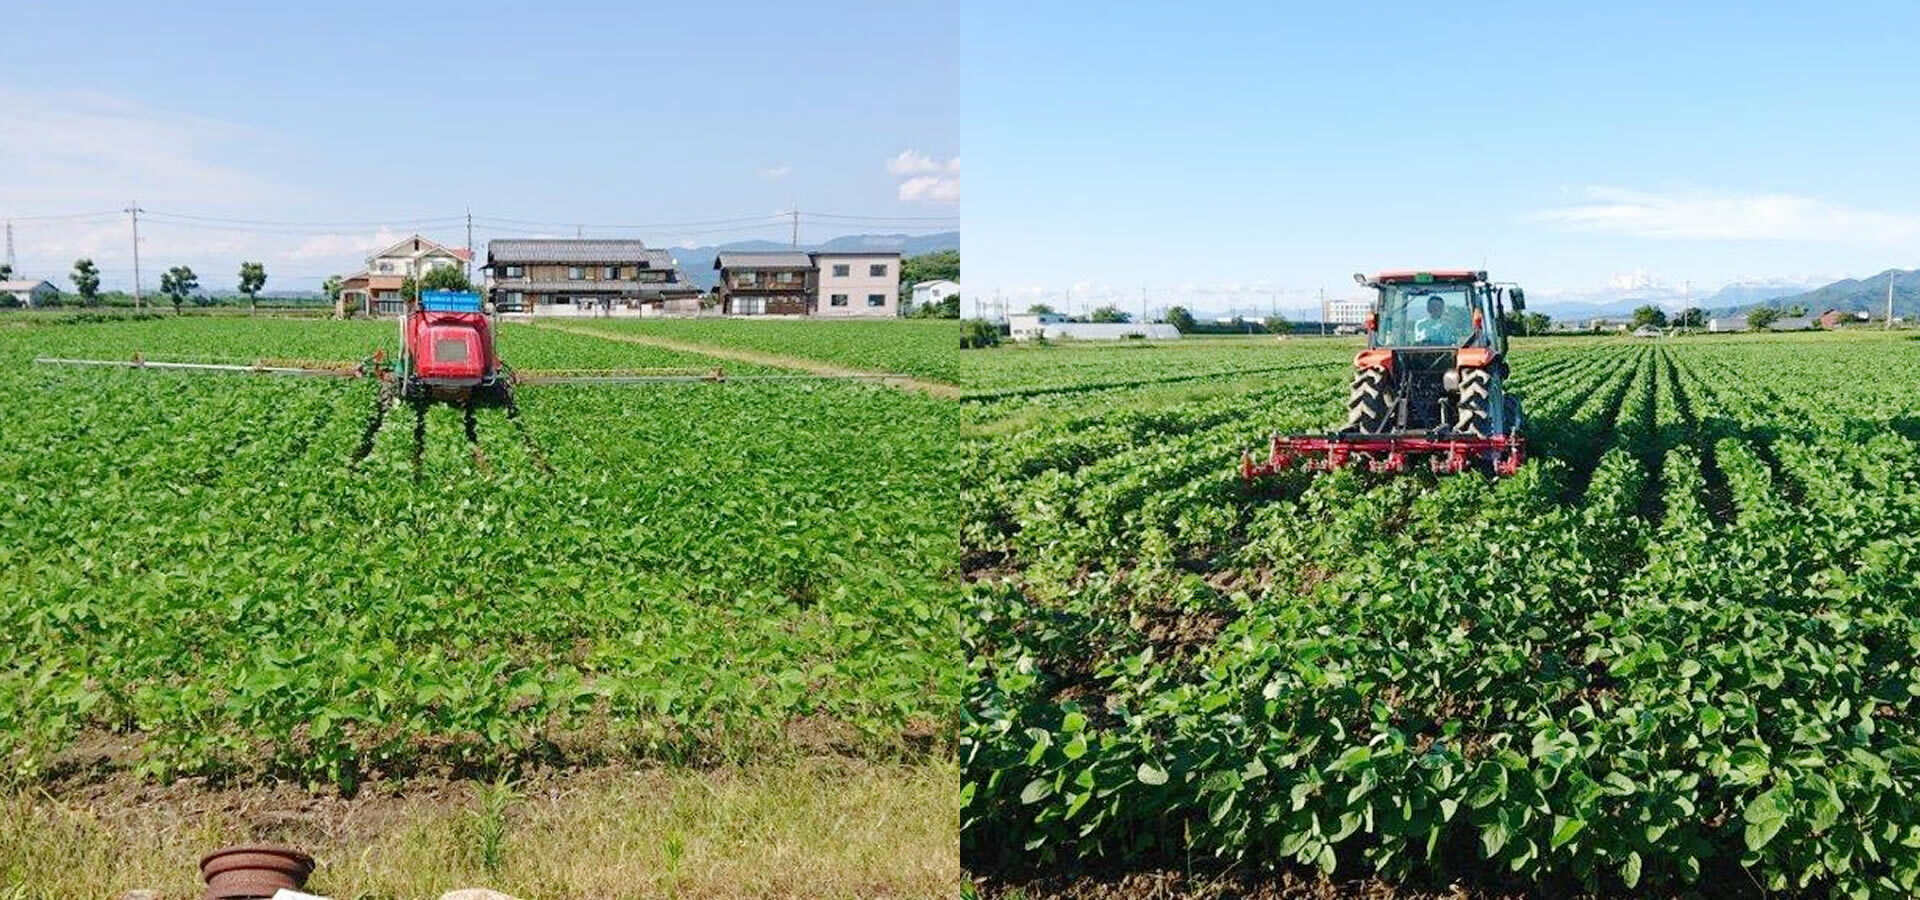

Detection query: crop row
(963, 335), (1920, 896)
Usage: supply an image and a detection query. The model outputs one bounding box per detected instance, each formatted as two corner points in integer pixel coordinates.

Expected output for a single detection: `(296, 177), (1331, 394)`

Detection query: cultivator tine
(1368, 448), (1408, 473)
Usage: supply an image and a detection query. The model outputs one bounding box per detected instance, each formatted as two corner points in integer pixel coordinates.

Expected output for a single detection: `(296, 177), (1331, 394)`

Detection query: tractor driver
(1413, 295), (1458, 345)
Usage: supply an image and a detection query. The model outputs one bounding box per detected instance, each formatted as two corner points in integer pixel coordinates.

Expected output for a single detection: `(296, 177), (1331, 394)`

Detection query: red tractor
(1244, 269), (1527, 479)
(392, 290), (512, 404)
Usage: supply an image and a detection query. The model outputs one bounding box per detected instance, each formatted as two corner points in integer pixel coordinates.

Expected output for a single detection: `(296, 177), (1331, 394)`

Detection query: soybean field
(962, 332), (1920, 897)
(0, 317), (958, 790)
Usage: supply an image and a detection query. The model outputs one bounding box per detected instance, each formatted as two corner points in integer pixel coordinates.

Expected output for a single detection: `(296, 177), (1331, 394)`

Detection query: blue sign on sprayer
(420, 290), (483, 312)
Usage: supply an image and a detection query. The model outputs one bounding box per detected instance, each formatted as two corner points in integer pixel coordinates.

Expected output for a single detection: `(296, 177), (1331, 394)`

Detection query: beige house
(812, 251), (901, 317)
(338, 235), (471, 316)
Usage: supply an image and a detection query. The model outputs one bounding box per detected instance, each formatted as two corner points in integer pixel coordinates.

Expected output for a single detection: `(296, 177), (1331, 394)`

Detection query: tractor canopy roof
(1375, 270), (1485, 284)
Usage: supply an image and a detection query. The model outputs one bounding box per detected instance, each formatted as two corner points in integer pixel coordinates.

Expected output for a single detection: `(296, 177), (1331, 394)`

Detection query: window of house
(734, 297), (765, 315)
(377, 261), (393, 273)
(505, 291), (524, 309)
(869, 263), (887, 277)
(638, 271), (667, 283)
(737, 271), (759, 286)
(568, 267), (584, 280)
(604, 265), (620, 279)
(776, 271), (798, 284)
(867, 294), (885, 307)
(503, 265), (524, 278)
(830, 294), (849, 306)
(832, 264), (850, 277)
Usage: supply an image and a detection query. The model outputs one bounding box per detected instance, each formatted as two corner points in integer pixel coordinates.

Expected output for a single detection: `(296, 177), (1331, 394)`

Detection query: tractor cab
(1369, 271), (1509, 355)
(1354, 270), (1524, 434)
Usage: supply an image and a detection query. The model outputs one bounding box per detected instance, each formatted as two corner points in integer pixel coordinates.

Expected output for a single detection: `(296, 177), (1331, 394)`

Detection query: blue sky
(963, 1), (1920, 317)
(0, 0), (957, 290)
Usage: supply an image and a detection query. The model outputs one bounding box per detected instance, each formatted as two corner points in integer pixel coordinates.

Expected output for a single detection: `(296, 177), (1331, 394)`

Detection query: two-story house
(338, 235), (471, 316)
(484, 239), (699, 313)
(713, 251), (814, 315)
(812, 251), (901, 317)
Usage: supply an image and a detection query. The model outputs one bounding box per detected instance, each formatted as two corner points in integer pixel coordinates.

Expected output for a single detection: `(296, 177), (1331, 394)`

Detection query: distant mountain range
(1530, 278), (1814, 321)
(667, 231), (958, 290)
(1719, 269), (1920, 318)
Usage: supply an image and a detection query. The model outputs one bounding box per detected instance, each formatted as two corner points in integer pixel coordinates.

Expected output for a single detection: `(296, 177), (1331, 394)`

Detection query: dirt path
(528, 321), (965, 399)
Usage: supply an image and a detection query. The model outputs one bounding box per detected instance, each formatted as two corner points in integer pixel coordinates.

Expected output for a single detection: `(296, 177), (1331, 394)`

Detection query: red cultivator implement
(1242, 432), (1525, 480)
(1243, 269), (1531, 484)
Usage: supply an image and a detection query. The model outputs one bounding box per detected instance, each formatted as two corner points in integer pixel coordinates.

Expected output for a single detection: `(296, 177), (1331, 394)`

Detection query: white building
(910, 279), (960, 311)
(1323, 297), (1371, 325)
(1008, 312), (1068, 340)
(812, 251), (901, 317)
(0, 279), (59, 307)
(1043, 322), (1181, 341)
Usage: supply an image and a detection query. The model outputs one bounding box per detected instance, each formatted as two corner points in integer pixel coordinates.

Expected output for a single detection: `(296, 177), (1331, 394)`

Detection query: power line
(140, 210), (466, 228)
(0, 209), (125, 222)
(801, 211), (959, 222)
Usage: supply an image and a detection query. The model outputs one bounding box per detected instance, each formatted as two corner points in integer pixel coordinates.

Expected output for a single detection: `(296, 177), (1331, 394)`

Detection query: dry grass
(0, 758), (957, 899)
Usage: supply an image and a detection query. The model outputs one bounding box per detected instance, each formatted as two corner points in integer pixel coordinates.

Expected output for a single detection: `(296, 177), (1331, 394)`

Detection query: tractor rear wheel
(1346, 367), (1393, 434)
(1457, 368), (1492, 437)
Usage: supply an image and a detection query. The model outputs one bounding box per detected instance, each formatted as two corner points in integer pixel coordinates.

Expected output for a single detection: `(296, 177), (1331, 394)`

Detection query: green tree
(237, 261), (267, 314)
(1089, 305), (1130, 323)
(1748, 306), (1780, 330)
(937, 294), (960, 318)
(899, 249), (959, 292)
(71, 258), (102, 307)
(1673, 307), (1706, 328)
(400, 265), (474, 302)
(1631, 304), (1668, 328)
(1523, 311), (1552, 335)
(1785, 303), (1807, 317)
(1026, 303), (1056, 315)
(1166, 306), (1196, 333)
(0, 263), (11, 280)
(159, 265), (198, 314)
(1263, 314), (1290, 334)
(959, 318), (1000, 349)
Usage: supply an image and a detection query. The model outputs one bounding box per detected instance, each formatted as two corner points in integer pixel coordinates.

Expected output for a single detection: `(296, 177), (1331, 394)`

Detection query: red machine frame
(1242, 432), (1525, 480)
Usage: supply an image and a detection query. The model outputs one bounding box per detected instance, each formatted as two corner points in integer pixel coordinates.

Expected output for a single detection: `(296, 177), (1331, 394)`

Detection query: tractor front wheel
(1347, 367), (1393, 434)
(1457, 367), (1493, 437)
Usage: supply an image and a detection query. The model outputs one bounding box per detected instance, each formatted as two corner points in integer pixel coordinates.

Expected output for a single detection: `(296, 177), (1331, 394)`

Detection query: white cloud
(287, 228), (401, 261)
(0, 85), (284, 212)
(887, 149), (958, 175)
(1536, 185), (1920, 243)
(888, 149), (959, 205)
(758, 164), (792, 180)
(898, 175), (960, 204)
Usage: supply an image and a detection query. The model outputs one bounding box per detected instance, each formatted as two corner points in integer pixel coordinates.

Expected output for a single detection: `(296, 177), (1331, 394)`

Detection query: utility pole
(576, 224), (583, 239)
(464, 208), (474, 278)
(1889, 272), (1896, 330)
(125, 202), (144, 310)
(4, 220), (13, 273)
(790, 209), (799, 247)
(1319, 287), (1326, 336)
(1141, 283), (1147, 323)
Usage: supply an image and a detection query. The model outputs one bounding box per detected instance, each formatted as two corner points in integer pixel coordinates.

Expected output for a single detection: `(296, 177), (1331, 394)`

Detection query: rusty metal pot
(198, 844), (315, 900)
